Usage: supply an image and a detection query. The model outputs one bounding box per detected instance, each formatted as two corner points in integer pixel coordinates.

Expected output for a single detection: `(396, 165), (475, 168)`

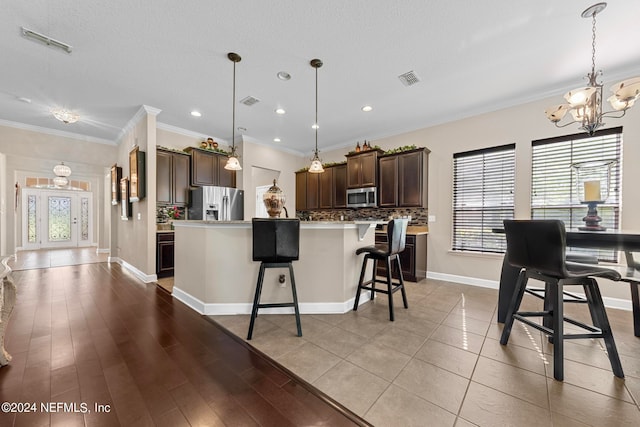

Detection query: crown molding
(116, 105), (162, 144)
(156, 122), (227, 144)
(0, 118), (116, 145)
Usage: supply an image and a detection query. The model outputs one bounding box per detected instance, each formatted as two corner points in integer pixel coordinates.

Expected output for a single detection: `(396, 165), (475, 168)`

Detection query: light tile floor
(211, 279), (640, 426)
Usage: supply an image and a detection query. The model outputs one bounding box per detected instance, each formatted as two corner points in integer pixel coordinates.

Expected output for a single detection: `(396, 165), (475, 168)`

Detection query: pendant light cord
(315, 63), (318, 154)
(232, 59), (236, 154)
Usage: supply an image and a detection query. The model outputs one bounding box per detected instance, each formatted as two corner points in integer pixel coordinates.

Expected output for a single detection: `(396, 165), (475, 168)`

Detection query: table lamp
(571, 159), (616, 231)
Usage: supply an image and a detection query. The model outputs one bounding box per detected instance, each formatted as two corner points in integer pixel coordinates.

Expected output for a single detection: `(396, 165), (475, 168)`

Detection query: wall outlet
(278, 274), (286, 287)
(428, 215), (436, 223)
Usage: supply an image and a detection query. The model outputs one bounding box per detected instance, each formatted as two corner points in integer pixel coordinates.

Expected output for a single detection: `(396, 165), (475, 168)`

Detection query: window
(452, 144), (515, 253)
(531, 127), (622, 261)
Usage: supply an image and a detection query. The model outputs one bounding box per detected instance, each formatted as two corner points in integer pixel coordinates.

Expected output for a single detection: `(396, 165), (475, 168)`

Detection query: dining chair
(500, 219), (623, 381)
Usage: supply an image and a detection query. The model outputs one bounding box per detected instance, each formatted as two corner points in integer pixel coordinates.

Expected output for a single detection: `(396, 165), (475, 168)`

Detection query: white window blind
(531, 127), (622, 261)
(452, 144), (515, 253)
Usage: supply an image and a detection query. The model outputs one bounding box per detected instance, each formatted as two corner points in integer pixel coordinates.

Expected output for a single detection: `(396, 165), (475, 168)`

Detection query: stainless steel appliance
(346, 186), (377, 208)
(190, 186), (244, 221)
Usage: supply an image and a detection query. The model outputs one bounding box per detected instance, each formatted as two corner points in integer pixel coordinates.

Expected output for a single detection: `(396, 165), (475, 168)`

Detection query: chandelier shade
(308, 58), (324, 174)
(545, 3), (640, 135)
(53, 162), (72, 177)
(224, 52), (242, 171)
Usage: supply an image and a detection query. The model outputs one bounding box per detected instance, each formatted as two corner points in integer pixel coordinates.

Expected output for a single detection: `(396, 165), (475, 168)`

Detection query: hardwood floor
(0, 262), (366, 426)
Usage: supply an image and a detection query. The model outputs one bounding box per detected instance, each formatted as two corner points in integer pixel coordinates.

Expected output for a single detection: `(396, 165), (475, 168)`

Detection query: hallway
(8, 248), (108, 271)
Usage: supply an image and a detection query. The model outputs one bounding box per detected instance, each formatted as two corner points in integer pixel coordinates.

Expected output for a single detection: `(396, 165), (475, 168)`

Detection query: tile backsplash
(296, 207), (428, 226)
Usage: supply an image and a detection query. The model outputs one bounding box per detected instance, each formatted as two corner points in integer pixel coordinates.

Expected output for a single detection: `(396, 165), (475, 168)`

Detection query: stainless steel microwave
(346, 187), (377, 208)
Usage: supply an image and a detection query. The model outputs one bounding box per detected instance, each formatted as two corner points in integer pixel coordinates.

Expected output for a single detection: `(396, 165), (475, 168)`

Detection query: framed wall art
(129, 146), (146, 202)
(120, 177), (132, 220)
(110, 164), (122, 205)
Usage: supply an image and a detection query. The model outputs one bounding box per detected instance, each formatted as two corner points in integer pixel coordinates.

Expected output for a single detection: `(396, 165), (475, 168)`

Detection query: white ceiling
(2, 1), (640, 155)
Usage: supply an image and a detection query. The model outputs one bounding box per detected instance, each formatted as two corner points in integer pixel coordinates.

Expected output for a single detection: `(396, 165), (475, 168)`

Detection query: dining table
(496, 228), (640, 336)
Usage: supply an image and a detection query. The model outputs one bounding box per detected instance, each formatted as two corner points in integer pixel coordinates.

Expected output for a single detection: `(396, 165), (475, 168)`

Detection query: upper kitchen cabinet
(379, 147), (430, 208)
(332, 164), (347, 208)
(185, 147), (236, 188)
(296, 170), (319, 210)
(319, 167), (333, 209)
(346, 149), (382, 188)
(157, 148), (190, 206)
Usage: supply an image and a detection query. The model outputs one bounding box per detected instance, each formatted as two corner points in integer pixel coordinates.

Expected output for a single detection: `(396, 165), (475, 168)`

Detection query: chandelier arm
(601, 110), (627, 119)
(553, 120), (579, 129)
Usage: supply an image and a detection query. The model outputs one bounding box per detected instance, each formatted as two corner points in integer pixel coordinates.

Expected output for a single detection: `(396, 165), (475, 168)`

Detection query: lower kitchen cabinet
(156, 232), (175, 278)
(375, 232), (427, 282)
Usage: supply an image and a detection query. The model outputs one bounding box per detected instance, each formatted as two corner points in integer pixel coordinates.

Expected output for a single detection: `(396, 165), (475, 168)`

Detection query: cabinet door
(173, 153), (190, 206)
(360, 152), (377, 187)
(399, 151), (424, 207)
(347, 157), (362, 188)
(378, 156), (398, 207)
(191, 150), (216, 186)
(217, 155), (236, 188)
(156, 238), (175, 278)
(306, 172), (320, 210)
(319, 167), (333, 209)
(156, 151), (172, 205)
(295, 172), (307, 211)
(333, 164), (347, 208)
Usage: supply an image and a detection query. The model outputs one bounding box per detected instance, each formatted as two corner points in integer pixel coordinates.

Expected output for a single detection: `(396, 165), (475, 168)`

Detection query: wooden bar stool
(247, 218), (302, 340)
(353, 218), (409, 321)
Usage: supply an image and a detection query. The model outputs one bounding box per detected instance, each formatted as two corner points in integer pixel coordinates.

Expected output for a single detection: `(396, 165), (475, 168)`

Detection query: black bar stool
(353, 218), (409, 321)
(500, 219), (623, 381)
(247, 218), (302, 340)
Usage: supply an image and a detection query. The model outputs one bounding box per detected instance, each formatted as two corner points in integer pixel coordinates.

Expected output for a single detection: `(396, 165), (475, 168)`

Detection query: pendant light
(224, 52), (242, 171)
(544, 3), (640, 135)
(308, 58), (324, 173)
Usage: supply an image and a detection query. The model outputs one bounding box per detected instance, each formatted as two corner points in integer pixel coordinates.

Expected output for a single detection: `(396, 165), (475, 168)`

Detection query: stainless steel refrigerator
(190, 186), (244, 221)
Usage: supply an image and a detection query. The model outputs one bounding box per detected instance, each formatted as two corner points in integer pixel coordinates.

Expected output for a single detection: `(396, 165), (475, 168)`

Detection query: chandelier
(53, 161), (72, 187)
(308, 58), (324, 173)
(544, 3), (640, 135)
(51, 108), (79, 124)
(224, 52), (242, 171)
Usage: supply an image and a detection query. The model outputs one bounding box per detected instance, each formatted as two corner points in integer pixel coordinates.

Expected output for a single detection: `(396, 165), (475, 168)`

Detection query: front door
(22, 189), (93, 250)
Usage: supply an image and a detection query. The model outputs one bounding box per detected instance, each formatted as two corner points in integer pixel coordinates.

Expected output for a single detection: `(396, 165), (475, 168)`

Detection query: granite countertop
(376, 225), (429, 235)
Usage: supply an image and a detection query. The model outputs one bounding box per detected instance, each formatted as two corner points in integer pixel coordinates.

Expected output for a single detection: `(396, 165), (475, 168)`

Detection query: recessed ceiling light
(311, 123), (319, 129)
(191, 111), (202, 117)
(362, 105), (373, 112)
(275, 108), (286, 115)
(277, 71), (291, 81)
(273, 138), (281, 143)
(17, 96), (32, 104)
(51, 108), (79, 124)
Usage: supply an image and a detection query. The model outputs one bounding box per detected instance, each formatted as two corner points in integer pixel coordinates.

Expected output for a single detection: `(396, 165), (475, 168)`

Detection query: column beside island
(172, 220), (380, 315)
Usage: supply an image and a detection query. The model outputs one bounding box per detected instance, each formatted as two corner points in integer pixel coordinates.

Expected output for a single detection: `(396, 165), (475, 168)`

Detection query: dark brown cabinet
(375, 232), (427, 282)
(186, 147), (236, 188)
(319, 167), (333, 209)
(346, 150), (382, 188)
(156, 232), (175, 278)
(295, 171), (307, 211)
(378, 148), (429, 208)
(295, 170), (320, 210)
(296, 164), (347, 211)
(157, 149), (190, 206)
(333, 164), (347, 208)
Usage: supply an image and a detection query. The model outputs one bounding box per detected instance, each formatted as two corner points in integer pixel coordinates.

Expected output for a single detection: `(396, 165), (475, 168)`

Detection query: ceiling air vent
(398, 70), (420, 87)
(240, 96), (260, 106)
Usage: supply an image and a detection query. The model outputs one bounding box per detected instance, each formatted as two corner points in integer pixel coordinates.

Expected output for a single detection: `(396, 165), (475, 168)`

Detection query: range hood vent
(398, 70), (420, 86)
(240, 96), (260, 106)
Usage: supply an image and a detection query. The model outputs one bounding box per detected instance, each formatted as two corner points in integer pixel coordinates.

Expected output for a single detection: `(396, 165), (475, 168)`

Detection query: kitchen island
(172, 220), (379, 315)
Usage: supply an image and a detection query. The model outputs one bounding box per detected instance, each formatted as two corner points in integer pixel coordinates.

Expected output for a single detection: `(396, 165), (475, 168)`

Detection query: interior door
(22, 189), (93, 249)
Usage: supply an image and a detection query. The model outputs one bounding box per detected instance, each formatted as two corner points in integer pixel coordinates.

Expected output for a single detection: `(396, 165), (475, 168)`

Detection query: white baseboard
(427, 271), (499, 290)
(109, 257), (157, 283)
(427, 270), (633, 312)
(172, 286), (371, 316)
